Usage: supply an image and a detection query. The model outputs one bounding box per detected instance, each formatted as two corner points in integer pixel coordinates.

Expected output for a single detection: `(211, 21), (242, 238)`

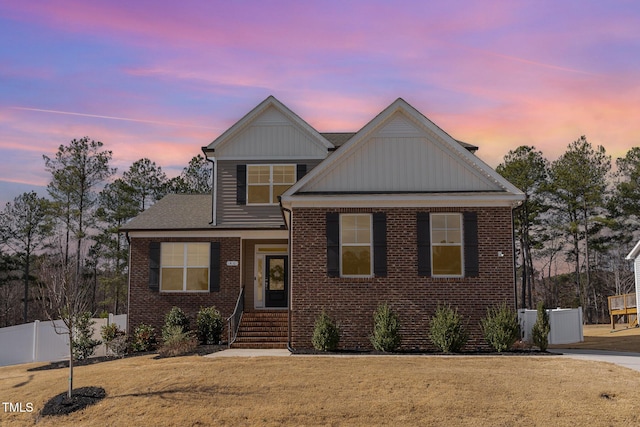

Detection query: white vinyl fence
(0, 314), (127, 367)
(518, 307), (583, 345)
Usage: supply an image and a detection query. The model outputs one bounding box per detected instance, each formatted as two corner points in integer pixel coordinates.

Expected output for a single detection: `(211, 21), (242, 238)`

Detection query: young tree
(497, 146), (549, 309)
(547, 136), (611, 315)
(0, 191), (54, 322)
(43, 137), (116, 272)
(36, 251), (93, 399)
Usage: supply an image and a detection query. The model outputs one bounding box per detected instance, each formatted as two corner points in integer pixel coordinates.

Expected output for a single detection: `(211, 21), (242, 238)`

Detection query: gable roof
(120, 194), (212, 231)
(206, 96), (334, 159)
(282, 98), (524, 207)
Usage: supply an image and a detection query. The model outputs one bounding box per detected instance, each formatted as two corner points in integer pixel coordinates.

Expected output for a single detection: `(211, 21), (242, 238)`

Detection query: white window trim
(160, 242), (210, 293)
(339, 213), (373, 278)
(246, 164), (297, 206)
(430, 213), (464, 278)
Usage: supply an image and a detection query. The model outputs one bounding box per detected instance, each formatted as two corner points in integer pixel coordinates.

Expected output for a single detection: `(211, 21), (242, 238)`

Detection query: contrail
(11, 107), (218, 130)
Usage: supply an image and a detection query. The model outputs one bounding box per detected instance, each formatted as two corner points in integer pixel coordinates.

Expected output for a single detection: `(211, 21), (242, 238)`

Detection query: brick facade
(290, 206), (516, 351)
(128, 236), (241, 334)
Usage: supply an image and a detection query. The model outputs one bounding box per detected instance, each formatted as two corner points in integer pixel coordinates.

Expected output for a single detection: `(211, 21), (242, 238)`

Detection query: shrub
(131, 323), (156, 352)
(312, 310), (340, 351)
(101, 323), (127, 358)
(531, 302), (551, 351)
(370, 303), (401, 352)
(72, 312), (102, 360)
(429, 304), (469, 353)
(158, 325), (198, 357)
(481, 303), (520, 352)
(197, 306), (224, 345)
(162, 306), (190, 342)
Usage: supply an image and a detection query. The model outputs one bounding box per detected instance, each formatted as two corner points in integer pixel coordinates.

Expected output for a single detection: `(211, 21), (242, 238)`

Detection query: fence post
(108, 313), (113, 326)
(32, 320), (39, 363)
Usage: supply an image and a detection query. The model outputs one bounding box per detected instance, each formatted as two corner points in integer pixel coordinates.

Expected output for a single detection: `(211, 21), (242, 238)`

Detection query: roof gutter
(202, 146), (216, 226)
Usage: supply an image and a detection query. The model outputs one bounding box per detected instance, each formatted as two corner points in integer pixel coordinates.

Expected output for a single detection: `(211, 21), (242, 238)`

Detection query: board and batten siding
(299, 113), (503, 193)
(216, 159), (323, 226)
(213, 106), (329, 159)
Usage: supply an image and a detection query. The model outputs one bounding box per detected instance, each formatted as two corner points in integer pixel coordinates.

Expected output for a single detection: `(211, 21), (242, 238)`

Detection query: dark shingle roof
(320, 132), (477, 153)
(120, 194), (212, 231)
(320, 132), (356, 148)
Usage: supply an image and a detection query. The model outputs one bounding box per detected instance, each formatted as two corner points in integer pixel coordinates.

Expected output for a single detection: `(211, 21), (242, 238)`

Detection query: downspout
(201, 147), (216, 226)
(125, 231), (131, 336)
(279, 197), (294, 352)
(511, 202), (522, 312)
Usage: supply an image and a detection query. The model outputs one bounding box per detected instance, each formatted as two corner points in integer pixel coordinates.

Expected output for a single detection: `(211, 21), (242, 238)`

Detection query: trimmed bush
(72, 312), (102, 360)
(162, 306), (190, 341)
(197, 306), (224, 345)
(481, 303), (520, 352)
(131, 323), (156, 352)
(159, 325), (198, 357)
(101, 323), (127, 357)
(429, 304), (469, 353)
(312, 310), (340, 351)
(531, 302), (551, 351)
(371, 303), (401, 352)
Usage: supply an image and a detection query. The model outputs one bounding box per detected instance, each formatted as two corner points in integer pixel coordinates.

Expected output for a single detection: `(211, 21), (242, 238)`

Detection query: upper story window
(160, 242), (210, 292)
(247, 164), (296, 205)
(340, 214), (373, 277)
(430, 213), (463, 276)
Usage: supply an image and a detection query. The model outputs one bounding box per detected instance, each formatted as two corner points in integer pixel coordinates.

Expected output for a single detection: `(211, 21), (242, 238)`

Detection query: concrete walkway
(549, 349), (640, 372)
(205, 348), (291, 358)
(206, 348), (640, 373)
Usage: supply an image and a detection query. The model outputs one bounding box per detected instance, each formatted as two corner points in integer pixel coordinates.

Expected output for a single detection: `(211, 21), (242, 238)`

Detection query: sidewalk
(549, 348), (640, 372)
(206, 348), (291, 358)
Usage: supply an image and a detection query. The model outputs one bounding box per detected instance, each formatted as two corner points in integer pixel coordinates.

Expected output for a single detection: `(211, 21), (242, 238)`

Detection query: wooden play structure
(608, 293), (638, 329)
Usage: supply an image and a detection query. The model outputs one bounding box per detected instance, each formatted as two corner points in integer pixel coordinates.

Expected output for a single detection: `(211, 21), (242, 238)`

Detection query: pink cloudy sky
(1, 0), (639, 205)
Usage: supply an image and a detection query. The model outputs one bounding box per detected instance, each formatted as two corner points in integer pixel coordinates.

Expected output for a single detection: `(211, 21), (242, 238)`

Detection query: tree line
(497, 138), (640, 322)
(0, 137), (211, 327)
(1, 135), (638, 327)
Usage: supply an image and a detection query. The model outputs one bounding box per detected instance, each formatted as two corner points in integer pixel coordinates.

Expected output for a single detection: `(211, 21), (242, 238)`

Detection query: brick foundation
(289, 207), (516, 351)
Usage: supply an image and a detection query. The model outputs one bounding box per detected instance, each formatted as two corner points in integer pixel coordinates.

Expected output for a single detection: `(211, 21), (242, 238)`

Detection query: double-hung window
(160, 243), (210, 292)
(247, 164), (296, 205)
(430, 213), (463, 276)
(340, 214), (372, 277)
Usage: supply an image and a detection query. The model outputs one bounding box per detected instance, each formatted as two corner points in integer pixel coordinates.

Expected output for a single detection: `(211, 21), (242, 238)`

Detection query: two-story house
(122, 96), (525, 350)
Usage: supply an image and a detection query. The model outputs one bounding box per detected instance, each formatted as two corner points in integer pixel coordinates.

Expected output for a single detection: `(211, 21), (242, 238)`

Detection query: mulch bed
(40, 386), (106, 417)
(28, 344), (227, 372)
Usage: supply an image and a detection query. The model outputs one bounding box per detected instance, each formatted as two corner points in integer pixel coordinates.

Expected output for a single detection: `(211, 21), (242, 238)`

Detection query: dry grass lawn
(549, 323), (640, 352)
(1, 351), (639, 426)
(2, 324), (639, 426)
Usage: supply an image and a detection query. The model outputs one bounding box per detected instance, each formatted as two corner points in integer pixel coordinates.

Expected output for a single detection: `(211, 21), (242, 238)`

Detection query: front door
(265, 255), (287, 308)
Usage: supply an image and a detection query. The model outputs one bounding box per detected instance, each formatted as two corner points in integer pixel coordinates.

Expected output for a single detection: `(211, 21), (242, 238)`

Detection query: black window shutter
(326, 212), (340, 277)
(296, 164), (307, 180)
(149, 242), (160, 292)
(373, 212), (387, 277)
(210, 242), (221, 292)
(463, 212), (479, 277)
(417, 212), (431, 276)
(236, 164), (246, 205)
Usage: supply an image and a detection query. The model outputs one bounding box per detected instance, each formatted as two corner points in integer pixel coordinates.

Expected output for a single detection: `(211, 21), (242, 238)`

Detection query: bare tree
(35, 249), (93, 399)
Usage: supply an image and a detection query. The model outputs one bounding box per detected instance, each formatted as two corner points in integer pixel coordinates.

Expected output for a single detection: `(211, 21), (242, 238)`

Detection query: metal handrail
(227, 286), (244, 347)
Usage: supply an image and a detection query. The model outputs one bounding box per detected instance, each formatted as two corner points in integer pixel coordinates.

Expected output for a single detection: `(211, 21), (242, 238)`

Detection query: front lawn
(1, 352), (638, 426)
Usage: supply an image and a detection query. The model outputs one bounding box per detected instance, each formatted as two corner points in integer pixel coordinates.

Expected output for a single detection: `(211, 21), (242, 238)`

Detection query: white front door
(254, 244), (288, 309)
